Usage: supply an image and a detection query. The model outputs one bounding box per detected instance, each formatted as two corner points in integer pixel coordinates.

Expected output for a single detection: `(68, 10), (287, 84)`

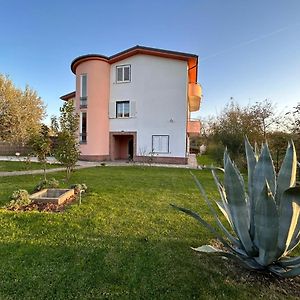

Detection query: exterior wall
(109, 54), (188, 159)
(75, 59), (110, 156)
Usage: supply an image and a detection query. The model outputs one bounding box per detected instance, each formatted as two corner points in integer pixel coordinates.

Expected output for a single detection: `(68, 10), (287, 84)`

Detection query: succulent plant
(172, 138), (300, 277)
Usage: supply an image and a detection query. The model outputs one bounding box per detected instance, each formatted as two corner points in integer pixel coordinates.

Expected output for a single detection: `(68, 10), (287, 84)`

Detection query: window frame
(80, 111), (87, 144)
(152, 135), (170, 154)
(116, 64), (131, 83)
(116, 100), (130, 118)
(80, 74), (88, 108)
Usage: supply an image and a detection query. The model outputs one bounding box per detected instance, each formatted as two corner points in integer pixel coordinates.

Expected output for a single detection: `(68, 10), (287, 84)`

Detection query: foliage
(206, 142), (224, 166)
(70, 183), (87, 194)
(7, 189), (31, 209)
(173, 138), (300, 278)
(0, 74), (45, 144)
(29, 125), (52, 180)
(34, 177), (60, 192)
(52, 101), (80, 180)
(208, 100), (283, 164)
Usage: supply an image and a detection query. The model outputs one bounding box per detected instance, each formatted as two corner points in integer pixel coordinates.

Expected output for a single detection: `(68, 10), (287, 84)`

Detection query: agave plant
(172, 138), (300, 277)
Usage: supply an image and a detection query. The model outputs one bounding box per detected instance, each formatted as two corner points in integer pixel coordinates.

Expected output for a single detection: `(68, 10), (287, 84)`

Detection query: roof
(70, 45), (198, 82)
(60, 91), (75, 101)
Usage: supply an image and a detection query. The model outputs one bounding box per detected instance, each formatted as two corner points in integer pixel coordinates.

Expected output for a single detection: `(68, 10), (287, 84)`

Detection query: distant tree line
(194, 99), (300, 171)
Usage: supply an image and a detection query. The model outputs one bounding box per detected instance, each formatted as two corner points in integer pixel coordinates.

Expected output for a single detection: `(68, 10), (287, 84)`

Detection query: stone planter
(30, 189), (75, 205)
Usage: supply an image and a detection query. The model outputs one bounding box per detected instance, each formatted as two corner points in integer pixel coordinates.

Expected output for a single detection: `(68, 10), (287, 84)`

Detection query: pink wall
(75, 59), (110, 156)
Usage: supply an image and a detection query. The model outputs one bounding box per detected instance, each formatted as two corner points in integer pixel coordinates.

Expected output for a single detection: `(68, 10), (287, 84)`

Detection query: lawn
(0, 160), (61, 172)
(196, 154), (219, 167)
(0, 166), (298, 299)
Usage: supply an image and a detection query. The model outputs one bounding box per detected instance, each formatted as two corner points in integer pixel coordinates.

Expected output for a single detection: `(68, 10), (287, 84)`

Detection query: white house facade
(60, 45), (202, 164)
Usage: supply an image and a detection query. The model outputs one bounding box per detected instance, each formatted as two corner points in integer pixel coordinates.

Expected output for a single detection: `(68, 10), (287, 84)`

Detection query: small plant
(34, 177), (59, 192)
(70, 183), (87, 194)
(7, 189), (31, 209)
(172, 138), (300, 278)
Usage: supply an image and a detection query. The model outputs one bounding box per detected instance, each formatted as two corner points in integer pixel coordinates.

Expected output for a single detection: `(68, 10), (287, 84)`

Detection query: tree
(211, 101), (262, 158)
(0, 74), (45, 144)
(52, 101), (80, 180)
(251, 99), (281, 138)
(29, 125), (52, 180)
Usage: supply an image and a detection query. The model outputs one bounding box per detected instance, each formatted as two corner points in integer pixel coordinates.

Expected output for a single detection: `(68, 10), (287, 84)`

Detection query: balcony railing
(187, 118), (201, 136)
(188, 83), (202, 112)
(80, 97), (87, 109)
(79, 133), (87, 144)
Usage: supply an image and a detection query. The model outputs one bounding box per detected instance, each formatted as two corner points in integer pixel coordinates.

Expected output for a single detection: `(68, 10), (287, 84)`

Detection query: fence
(0, 141), (32, 156)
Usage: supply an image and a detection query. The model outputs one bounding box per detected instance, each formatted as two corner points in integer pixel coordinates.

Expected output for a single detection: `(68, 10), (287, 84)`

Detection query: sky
(0, 0), (299, 123)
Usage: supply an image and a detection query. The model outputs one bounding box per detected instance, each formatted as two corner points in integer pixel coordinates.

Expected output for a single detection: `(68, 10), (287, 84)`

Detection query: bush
(206, 142), (224, 165)
(70, 183), (88, 194)
(34, 177), (59, 192)
(7, 189), (31, 209)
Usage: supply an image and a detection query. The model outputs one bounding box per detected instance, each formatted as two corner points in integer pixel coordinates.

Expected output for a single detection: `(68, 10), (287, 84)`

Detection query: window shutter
(109, 101), (116, 118)
(130, 101), (136, 117)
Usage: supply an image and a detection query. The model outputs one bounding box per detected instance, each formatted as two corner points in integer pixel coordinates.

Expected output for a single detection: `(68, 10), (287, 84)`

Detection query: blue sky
(0, 0), (299, 123)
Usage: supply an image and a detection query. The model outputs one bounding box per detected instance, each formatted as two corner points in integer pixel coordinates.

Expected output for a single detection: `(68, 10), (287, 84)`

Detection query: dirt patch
(6, 195), (78, 212)
(209, 239), (300, 298)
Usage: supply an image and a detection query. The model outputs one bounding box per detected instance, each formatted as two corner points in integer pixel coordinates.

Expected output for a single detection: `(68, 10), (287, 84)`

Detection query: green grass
(0, 166), (298, 299)
(0, 161), (61, 172)
(196, 154), (218, 166)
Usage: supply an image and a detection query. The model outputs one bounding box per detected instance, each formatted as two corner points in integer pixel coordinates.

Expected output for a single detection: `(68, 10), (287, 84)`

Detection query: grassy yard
(196, 154), (219, 167)
(0, 166), (298, 299)
(0, 161), (61, 172)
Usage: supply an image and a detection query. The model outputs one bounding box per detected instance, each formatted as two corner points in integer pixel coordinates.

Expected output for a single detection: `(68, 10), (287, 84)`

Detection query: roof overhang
(70, 45), (198, 82)
(60, 91), (75, 101)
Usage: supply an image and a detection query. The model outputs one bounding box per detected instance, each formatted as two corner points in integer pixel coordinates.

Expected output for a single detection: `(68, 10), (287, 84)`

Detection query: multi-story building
(60, 45), (202, 164)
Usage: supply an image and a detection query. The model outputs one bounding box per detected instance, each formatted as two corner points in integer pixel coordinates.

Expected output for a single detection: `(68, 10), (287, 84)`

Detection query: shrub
(7, 189), (31, 209)
(34, 177), (59, 192)
(173, 138), (300, 278)
(70, 183), (87, 194)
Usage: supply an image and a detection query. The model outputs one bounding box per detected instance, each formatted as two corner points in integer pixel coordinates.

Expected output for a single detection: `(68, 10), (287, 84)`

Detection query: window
(152, 135), (169, 153)
(80, 74), (87, 108)
(116, 101), (130, 118)
(80, 112), (87, 143)
(116, 65), (131, 83)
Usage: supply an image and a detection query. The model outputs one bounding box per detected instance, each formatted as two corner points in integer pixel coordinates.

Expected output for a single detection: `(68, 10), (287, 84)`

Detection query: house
(60, 45), (202, 164)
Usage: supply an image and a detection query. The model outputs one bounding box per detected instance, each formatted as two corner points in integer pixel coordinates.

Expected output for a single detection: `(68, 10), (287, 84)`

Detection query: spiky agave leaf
(191, 245), (264, 270)
(254, 181), (278, 266)
(275, 141), (297, 206)
(278, 256), (300, 268)
(245, 136), (258, 239)
(190, 173), (241, 248)
(277, 186), (300, 257)
(252, 143), (276, 205)
(170, 204), (238, 254)
(211, 169), (232, 224)
(224, 155), (256, 256)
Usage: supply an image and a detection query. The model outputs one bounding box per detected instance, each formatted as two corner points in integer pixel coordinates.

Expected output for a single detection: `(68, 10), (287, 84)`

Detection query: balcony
(188, 83), (202, 112)
(187, 119), (201, 136)
(80, 97), (87, 109)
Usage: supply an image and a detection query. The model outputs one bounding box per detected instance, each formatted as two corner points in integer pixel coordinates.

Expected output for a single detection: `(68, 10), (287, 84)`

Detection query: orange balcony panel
(187, 119), (201, 136)
(188, 83), (202, 112)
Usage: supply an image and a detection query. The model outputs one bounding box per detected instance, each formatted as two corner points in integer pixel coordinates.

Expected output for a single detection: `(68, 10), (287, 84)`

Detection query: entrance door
(128, 138), (133, 160)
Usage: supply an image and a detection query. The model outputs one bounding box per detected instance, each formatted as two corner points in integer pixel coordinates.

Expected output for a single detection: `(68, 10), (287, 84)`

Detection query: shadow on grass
(0, 236), (252, 300)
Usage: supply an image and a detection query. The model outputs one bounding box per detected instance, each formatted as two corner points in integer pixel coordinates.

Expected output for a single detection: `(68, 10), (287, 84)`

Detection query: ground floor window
(152, 135), (169, 153)
(80, 111), (87, 143)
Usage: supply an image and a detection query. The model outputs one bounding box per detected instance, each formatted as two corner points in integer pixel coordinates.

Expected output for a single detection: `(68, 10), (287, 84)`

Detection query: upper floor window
(152, 135), (169, 153)
(116, 101), (130, 118)
(116, 65), (131, 83)
(80, 74), (87, 108)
